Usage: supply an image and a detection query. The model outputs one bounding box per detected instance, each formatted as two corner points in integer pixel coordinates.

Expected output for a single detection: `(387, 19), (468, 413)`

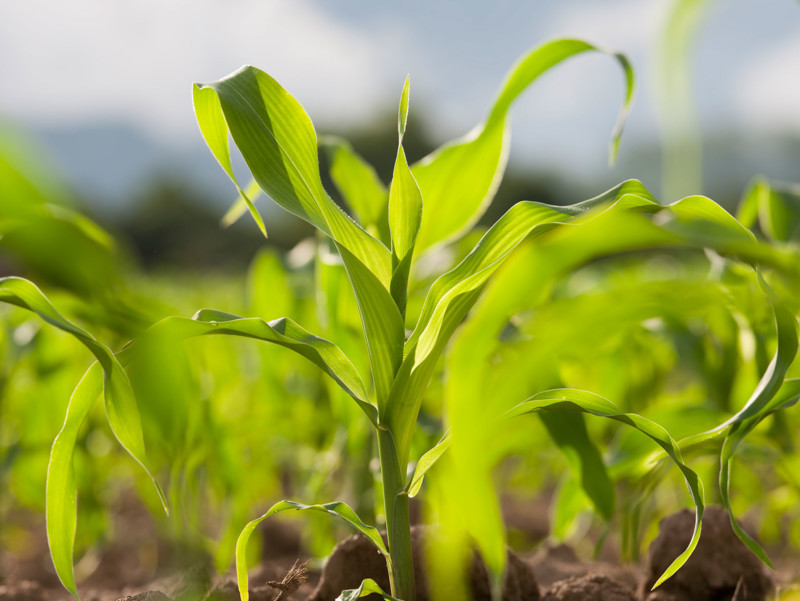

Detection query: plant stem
(378, 428), (415, 601)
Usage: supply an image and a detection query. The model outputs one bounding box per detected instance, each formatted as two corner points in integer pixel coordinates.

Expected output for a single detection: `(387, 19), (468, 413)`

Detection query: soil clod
(541, 574), (637, 601)
(309, 526), (540, 601)
(643, 506), (773, 601)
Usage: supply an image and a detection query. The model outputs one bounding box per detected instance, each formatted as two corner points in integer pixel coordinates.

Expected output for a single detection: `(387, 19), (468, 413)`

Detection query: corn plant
(186, 38), (641, 601)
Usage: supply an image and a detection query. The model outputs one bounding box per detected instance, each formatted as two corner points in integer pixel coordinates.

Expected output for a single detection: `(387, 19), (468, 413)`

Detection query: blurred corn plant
(0, 128), (345, 583)
(426, 184), (800, 598)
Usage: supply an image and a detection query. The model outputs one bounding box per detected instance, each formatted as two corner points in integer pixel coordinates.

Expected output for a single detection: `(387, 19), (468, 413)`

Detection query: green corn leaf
(336, 579), (402, 601)
(407, 180), (654, 359)
(321, 136), (389, 239)
(717, 377), (800, 568)
(193, 67), (392, 287)
(0, 277), (167, 597)
(46, 363), (103, 597)
(540, 412), (615, 521)
(388, 77), (423, 316)
(716, 378), (800, 570)
(193, 85), (267, 236)
(145, 308), (376, 426)
(235, 501), (388, 601)
(336, 244), (405, 410)
(407, 433), (450, 498)
(411, 38), (635, 253)
(506, 389), (704, 589)
(220, 178), (262, 229)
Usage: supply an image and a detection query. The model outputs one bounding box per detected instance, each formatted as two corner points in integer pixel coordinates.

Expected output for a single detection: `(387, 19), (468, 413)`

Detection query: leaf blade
(411, 38), (636, 253)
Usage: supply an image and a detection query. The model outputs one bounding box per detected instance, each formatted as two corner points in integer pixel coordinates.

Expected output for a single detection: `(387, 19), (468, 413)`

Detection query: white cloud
(736, 31), (800, 135)
(0, 0), (400, 144)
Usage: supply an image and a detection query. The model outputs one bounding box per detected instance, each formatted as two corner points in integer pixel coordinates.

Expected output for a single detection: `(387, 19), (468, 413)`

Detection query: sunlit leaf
(407, 433), (450, 498)
(411, 38), (635, 253)
(193, 67), (392, 286)
(388, 77), (423, 316)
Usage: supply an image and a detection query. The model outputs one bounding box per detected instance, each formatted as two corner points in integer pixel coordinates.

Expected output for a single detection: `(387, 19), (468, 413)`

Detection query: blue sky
(1, 0), (798, 205)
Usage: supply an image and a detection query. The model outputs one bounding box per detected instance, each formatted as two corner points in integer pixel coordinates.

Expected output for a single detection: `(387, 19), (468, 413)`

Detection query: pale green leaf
(236, 501), (388, 601)
(389, 76), (422, 315)
(45, 363), (103, 597)
(411, 38), (635, 253)
(407, 433), (450, 498)
(194, 67), (392, 286)
(192, 85), (267, 236)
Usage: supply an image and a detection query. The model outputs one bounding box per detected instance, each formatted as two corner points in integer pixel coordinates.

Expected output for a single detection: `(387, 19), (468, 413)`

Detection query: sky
(1, 0), (798, 206)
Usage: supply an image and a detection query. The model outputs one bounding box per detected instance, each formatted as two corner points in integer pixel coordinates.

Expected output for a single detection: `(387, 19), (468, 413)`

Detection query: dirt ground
(1, 503), (798, 601)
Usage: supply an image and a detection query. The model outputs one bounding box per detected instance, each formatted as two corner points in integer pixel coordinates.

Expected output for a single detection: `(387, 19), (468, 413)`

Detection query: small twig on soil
(266, 559), (310, 601)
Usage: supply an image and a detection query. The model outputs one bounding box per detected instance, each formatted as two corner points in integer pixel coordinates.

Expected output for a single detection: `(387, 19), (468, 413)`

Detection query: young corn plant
(189, 38), (635, 601)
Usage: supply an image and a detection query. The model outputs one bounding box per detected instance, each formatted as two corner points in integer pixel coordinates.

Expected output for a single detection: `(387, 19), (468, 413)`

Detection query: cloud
(0, 0), (400, 144)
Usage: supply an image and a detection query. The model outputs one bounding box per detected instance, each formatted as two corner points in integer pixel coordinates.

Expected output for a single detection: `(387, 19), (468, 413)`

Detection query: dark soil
(308, 526), (539, 601)
(642, 507), (773, 601)
(0, 506), (796, 601)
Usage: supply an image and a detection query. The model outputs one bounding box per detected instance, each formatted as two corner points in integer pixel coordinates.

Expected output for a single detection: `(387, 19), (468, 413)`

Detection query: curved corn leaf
(193, 66), (392, 287)
(406, 180), (654, 359)
(506, 389), (704, 589)
(320, 136), (388, 239)
(407, 433), (450, 498)
(193, 85), (267, 236)
(540, 411), (615, 521)
(388, 77), (423, 316)
(144, 309), (376, 426)
(718, 378), (800, 569)
(336, 579), (401, 601)
(235, 501), (388, 601)
(0, 277), (167, 597)
(45, 363), (103, 597)
(411, 38), (635, 253)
